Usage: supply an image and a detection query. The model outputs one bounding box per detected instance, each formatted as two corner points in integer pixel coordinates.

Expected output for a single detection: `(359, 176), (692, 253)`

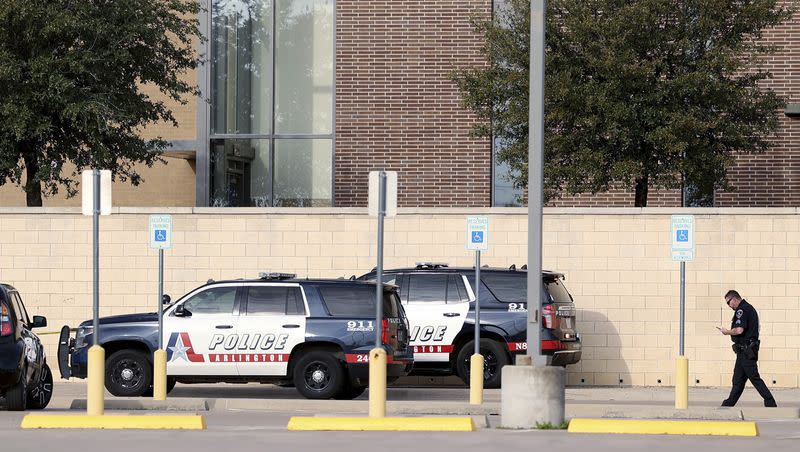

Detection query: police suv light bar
(258, 272), (297, 280)
(415, 262), (449, 269)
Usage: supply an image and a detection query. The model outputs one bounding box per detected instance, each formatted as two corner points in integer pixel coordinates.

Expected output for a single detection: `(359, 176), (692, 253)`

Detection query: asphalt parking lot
(1, 381), (800, 450)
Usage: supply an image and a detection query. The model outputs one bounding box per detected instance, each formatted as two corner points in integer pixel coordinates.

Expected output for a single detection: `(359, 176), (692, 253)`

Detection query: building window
(493, 139), (524, 207)
(209, 0), (334, 207)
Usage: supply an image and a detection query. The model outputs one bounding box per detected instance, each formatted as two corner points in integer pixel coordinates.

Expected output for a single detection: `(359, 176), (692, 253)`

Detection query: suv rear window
(319, 285), (399, 317)
(544, 279), (573, 303)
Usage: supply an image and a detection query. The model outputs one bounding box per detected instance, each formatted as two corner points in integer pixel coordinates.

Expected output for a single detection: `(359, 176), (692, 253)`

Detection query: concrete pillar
(501, 364), (565, 428)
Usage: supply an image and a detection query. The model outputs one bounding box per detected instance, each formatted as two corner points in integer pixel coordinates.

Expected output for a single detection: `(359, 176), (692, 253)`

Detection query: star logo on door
(166, 332), (205, 362)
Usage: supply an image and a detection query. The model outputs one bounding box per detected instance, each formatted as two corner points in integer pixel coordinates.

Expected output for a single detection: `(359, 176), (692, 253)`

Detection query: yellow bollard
(153, 349), (167, 401)
(675, 356), (689, 409)
(87, 345), (105, 416)
(469, 353), (484, 405)
(368, 347), (387, 418)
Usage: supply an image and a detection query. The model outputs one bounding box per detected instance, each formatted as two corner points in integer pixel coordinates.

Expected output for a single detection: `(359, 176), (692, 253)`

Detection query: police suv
(58, 274), (412, 399)
(358, 263), (581, 388)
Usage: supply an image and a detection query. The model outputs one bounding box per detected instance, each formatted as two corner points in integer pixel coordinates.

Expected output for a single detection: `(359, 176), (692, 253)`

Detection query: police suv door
(163, 284), (242, 376)
(236, 284), (307, 376)
(400, 273), (471, 362)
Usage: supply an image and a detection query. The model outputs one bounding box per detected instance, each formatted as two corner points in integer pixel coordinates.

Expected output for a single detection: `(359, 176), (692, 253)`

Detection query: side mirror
(31, 316), (47, 329)
(162, 294), (171, 305)
(174, 304), (191, 317)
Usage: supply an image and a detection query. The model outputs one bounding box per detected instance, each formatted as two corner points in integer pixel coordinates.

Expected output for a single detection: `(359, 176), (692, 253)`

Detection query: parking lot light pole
(87, 169), (105, 416)
(369, 171), (388, 418)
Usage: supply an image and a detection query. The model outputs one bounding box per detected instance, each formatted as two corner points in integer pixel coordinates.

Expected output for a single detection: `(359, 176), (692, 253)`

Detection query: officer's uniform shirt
(730, 300), (759, 345)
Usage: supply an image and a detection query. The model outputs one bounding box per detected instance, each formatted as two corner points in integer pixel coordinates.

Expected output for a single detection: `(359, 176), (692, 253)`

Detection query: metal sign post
(149, 214), (173, 401)
(81, 169), (111, 417)
(671, 214), (695, 409)
(367, 170), (397, 418)
(466, 216), (488, 405)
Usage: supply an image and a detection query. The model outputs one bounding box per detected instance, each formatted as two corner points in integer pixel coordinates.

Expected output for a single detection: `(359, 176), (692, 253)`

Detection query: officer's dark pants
(722, 351), (776, 407)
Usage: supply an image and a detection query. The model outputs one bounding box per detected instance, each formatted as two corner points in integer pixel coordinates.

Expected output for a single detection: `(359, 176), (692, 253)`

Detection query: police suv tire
(456, 339), (509, 389)
(105, 350), (153, 397)
(292, 351), (345, 399)
(5, 374), (27, 411)
(334, 384), (367, 400)
(27, 363), (54, 409)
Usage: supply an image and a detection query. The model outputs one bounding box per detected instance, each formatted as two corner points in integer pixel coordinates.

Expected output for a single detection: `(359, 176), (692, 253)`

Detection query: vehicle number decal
(508, 303), (527, 312)
(347, 320), (374, 332)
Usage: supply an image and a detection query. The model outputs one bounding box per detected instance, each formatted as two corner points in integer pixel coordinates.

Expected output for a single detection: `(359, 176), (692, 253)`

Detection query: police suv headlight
(75, 326), (93, 349)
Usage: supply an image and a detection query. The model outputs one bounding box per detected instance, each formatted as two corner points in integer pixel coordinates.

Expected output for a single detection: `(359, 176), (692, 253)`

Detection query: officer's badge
(736, 319), (741, 325)
(736, 309), (743, 319)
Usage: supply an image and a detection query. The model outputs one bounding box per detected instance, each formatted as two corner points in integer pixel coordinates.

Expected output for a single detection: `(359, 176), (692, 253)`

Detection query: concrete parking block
(741, 407), (800, 420)
(568, 418), (758, 436)
(70, 398), (209, 411)
(20, 414), (206, 430)
(287, 416), (476, 431)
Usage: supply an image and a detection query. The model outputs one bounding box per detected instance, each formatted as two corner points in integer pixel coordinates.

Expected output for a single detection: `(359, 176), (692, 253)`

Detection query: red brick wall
(716, 1), (800, 207)
(334, 1), (798, 208)
(334, 0), (492, 207)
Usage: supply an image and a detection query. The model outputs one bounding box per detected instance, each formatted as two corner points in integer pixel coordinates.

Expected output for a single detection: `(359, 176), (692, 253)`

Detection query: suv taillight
(381, 319), (389, 345)
(542, 304), (558, 329)
(1, 302), (12, 336)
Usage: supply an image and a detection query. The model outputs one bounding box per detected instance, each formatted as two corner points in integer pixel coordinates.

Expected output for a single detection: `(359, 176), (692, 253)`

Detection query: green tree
(0, 0), (200, 206)
(453, 0), (792, 206)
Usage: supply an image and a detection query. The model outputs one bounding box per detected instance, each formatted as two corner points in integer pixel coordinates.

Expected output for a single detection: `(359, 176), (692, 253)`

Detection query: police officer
(717, 290), (777, 407)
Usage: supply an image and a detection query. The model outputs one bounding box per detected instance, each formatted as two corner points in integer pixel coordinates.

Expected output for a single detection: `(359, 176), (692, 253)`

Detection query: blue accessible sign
(149, 215), (173, 250)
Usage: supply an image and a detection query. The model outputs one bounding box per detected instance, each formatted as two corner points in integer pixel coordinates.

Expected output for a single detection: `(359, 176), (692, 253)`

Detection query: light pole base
(87, 345), (105, 416)
(675, 356), (689, 409)
(501, 365), (565, 428)
(368, 347), (387, 418)
(153, 349), (168, 401)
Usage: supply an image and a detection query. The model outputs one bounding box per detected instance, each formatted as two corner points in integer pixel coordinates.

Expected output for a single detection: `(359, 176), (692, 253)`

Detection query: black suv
(358, 264), (581, 388)
(0, 284), (53, 410)
(60, 274), (412, 399)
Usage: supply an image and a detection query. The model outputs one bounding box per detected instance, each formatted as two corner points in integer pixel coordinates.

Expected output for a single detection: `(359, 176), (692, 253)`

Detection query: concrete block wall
(1, 207), (799, 387)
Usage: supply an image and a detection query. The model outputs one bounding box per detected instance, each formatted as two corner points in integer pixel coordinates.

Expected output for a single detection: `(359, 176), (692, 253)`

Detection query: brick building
(0, 0), (797, 208)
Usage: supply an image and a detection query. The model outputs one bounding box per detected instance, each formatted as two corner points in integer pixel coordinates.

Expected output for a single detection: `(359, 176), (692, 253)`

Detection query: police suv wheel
(105, 350), (152, 397)
(456, 339), (509, 389)
(292, 351), (345, 399)
(5, 373), (27, 411)
(27, 363), (53, 409)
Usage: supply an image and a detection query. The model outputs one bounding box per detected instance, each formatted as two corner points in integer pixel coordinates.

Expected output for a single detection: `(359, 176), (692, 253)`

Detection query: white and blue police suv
(58, 274), (412, 399)
(358, 263), (581, 388)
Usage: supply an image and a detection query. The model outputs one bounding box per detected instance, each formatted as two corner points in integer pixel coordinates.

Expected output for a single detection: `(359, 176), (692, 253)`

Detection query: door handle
(215, 325), (233, 329)
(282, 324), (300, 329)
(443, 313), (461, 317)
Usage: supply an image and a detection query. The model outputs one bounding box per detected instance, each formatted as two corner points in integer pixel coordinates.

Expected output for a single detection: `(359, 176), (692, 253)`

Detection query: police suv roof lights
(415, 262), (449, 269)
(258, 272), (297, 280)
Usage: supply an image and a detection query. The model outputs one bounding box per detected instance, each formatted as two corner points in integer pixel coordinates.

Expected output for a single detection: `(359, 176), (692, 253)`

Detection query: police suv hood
(79, 312), (157, 327)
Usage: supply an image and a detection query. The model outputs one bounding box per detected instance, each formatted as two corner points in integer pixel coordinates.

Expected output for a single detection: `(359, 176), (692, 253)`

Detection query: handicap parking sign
(149, 215), (173, 250)
(671, 215), (694, 261)
(466, 216), (489, 251)
(676, 229), (689, 242)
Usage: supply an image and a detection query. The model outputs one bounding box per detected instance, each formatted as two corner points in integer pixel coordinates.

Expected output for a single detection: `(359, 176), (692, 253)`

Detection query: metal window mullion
(270, 0), (278, 206)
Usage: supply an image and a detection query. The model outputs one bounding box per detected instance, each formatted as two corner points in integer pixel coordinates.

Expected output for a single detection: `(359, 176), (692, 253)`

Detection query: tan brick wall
(2, 208), (799, 388)
(0, 157), (196, 207)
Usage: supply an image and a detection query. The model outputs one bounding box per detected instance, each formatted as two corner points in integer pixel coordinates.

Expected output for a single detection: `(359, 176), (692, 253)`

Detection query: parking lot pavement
(23, 380), (798, 422)
(1, 408), (800, 451)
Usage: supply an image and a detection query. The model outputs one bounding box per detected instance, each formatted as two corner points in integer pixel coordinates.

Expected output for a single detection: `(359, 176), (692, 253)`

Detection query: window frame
(199, 0), (337, 207)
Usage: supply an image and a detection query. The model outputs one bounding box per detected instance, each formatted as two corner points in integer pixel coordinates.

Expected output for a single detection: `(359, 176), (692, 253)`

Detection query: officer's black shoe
(720, 401), (735, 407)
(765, 400), (777, 408)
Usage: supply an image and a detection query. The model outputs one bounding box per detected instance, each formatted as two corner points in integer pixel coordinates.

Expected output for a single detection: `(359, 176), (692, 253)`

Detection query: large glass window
(209, 0), (334, 207)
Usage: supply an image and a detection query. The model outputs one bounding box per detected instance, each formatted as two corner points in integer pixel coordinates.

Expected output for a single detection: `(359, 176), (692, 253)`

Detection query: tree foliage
(0, 0), (200, 206)
(453, 0), (792, 206)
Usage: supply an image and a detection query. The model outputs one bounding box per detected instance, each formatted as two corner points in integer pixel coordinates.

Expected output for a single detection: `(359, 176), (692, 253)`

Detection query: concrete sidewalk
(38, 381), (800, 421)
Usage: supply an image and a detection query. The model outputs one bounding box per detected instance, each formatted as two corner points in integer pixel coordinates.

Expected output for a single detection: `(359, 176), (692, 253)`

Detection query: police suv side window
(407, 274), (447, 303)
(246, 286), (305, 315)
(182, 287), (237, 315)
